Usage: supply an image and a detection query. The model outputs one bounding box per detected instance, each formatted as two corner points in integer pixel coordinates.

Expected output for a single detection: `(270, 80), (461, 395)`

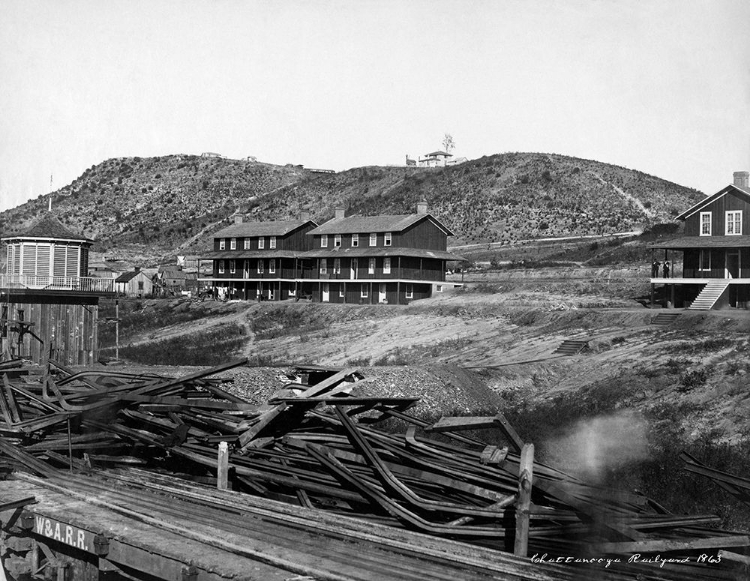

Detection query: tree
(442, 133), (455, 153)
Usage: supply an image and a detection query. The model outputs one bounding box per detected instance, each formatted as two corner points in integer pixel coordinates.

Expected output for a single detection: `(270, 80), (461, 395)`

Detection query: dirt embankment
(107, 289), (750, 443)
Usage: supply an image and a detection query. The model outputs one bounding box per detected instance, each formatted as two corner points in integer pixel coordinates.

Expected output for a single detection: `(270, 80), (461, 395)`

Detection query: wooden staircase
(553, 340), (589, 355)
(688, 280), (731, 311)
(651, 312), (681, 325)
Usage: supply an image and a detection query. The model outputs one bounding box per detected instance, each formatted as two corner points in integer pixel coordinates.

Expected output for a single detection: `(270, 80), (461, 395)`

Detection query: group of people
(651, 259), (671, 278)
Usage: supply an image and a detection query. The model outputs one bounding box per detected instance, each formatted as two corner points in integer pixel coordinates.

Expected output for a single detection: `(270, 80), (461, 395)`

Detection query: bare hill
(0, 152), (703, 264)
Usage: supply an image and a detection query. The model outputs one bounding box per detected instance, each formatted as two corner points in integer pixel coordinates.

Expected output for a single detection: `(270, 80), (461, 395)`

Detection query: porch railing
(0, 274), (115, 294)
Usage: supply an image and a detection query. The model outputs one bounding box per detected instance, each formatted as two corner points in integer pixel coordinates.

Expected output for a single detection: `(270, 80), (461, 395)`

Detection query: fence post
(514, 443), (534, 557)
(217, 441), (229, 490)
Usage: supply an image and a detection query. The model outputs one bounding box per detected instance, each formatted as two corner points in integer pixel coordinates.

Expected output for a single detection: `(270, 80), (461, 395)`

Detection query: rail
(0, 274), (115, 294)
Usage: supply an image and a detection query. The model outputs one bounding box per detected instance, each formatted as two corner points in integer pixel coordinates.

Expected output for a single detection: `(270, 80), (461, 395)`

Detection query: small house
(115, 269), (154, 297)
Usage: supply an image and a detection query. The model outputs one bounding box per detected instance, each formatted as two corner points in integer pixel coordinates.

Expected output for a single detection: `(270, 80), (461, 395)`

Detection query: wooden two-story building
(201, 204), (463, 305)
(651, 171), (750, 310)
(302, 203), (462, 304)
(1, 213), (115, 364)
(201, 217), (318, 301)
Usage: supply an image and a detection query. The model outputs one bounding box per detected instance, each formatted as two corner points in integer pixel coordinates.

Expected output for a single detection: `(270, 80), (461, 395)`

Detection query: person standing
(663, 260), (671, 278)
(651, 259), (660, 277)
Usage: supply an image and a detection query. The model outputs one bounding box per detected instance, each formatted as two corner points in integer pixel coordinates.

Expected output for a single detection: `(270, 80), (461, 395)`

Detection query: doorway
(726, 250), (740, 279)
(379, 283), (387, 304)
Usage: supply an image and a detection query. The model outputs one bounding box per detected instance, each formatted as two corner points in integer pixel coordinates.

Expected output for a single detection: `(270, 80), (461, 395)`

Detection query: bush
(679, 368), (708, 391)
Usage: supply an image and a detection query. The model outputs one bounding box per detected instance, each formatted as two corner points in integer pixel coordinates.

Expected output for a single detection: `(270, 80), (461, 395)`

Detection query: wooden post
(115, 299), (119, 361)
(217, 441), (229, 490)
(514, 442), (534, 557)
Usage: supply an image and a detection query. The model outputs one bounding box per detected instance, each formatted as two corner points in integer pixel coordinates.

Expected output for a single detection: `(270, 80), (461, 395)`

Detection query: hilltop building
(200, 204), (463, 305)
(1, 214), (114, 364)
(418, 151), (453, 167)
(415, 151), (468, 168)
(650, 171), (750, 310)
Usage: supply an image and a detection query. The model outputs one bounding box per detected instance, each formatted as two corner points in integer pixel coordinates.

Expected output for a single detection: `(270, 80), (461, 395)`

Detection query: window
(405, 284), (413, 299)
(383, 257), (391, 274)
(229, 260), (236, 274)
(321, 234), (328, 248)
(257, 260), (264, 274)
(230, 238), (237, 250)
(700, 212), (711, 236)
(258, 237), (265, 249)
(244, 239), (251, 250)
(361, 286), (368, 298)
(384, 232), (392, 246)
(369, 258), (375, 274)
(699, 249), (711, 271)
(334, 234), (342, 247)
(436, 285), (443, 292)
(269, 259), (276, 274)
(726, 211), (742, 235)
(138, 281), (144, 290)
(352, 234), (359, 247)
(270, 236), (277, 249)
(219, 239), (226, 250)
(333, 258), (341, 275)
(218, 260), (225, 274)
(320, 259), (327, 275)
(369, 233), (377, 247)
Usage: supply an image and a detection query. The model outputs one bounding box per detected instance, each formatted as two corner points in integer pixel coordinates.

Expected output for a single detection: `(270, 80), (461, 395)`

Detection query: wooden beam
(217, 441), (229, 490)
(426, 413), (524, 453)
(513, 443), (534, 557)
(594, 535), (750, 554)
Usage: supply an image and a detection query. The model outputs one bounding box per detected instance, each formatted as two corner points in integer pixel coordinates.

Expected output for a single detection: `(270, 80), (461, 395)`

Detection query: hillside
(0, 152), (704, 265)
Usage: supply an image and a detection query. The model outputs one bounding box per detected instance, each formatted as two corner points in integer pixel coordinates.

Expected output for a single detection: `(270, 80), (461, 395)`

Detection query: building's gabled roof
(676, 184), (750, 221)
(650, 235), (750, 250)
(307, 214), (453, 236)
(201, 250), (299, 260)
(115, 271), (146, 283)
(213, 220), (317, 239)
(2, 213), (92, 243)
(300, 247), (465, 261)
(424, 150), (453, 158)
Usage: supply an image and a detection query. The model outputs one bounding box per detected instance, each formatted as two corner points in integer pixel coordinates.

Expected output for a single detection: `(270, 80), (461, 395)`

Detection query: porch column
(670, 284), (675, 308)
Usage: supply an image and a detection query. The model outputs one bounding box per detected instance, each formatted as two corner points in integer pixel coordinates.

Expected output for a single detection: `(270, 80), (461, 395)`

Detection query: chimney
(134, 266), (140, 272)
(416, 201), (428, 215)
(300, 211), (311, 222)
(234, 214), (244, 224)
(734, 171), (749, 189)
(335, 207), (346, 219)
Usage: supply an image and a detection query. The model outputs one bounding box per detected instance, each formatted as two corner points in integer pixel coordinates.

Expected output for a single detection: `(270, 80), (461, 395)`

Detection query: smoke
(545, 411), (650, 484)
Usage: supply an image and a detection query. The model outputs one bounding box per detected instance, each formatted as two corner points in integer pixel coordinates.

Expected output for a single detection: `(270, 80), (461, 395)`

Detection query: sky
(1, 0), (749, 212)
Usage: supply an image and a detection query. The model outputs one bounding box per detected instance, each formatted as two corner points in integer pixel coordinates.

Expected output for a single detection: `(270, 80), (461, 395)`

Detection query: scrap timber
(0, 359), (748, 580)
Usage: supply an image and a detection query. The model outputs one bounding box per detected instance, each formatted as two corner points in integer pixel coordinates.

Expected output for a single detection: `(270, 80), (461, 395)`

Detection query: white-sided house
(115, 269), (154, 297)
(418, 151), (453, 167)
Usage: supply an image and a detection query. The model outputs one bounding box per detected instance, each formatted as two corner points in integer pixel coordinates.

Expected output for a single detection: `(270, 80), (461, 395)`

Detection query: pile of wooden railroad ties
(0, 356), (749, 580)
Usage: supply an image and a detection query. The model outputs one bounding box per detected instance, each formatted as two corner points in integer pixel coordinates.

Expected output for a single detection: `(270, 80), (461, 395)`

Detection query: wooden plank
(3, 374), (23, 423)
(296, 368), (358, 398)
(514, 443), (534, 557)
(593, 535), (750, 554)
(217, 442), (229, 490)
(718, 549), (750, 565)
(427, 416), (499, 431)
(426, 413), (524, 453)
(238, 403), (287, 448)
